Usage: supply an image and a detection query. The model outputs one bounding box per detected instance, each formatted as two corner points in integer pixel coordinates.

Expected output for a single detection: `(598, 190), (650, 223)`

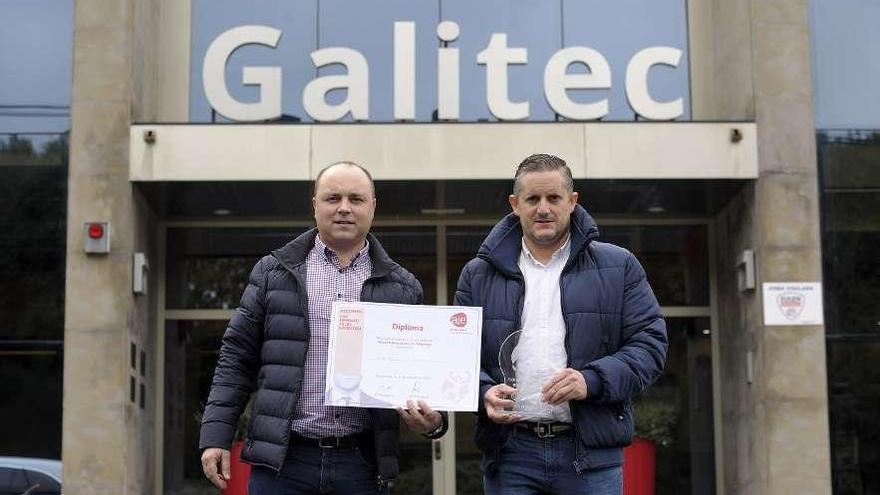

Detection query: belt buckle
(534, 422), (556, 439)
(318, 437), (340, 449)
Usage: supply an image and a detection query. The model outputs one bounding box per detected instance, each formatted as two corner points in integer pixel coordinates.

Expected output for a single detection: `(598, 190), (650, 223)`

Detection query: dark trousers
(248, 440), (389, 495)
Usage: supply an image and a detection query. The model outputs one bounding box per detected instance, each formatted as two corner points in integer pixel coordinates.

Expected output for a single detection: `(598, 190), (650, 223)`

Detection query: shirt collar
(520, 235), (571, 268)
(314, 234), (370, 267)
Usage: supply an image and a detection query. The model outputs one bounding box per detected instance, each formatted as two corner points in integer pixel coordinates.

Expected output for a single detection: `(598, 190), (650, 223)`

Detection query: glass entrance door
(442, 223), (717, 495)
(160, 225), (441, 494)
(369, 227), (438, 494)
(158, 220), (717, 495)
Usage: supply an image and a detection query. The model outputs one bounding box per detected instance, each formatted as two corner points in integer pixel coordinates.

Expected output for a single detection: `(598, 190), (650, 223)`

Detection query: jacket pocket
(573, 401), (633, 448)
(613, 401), (634, 444)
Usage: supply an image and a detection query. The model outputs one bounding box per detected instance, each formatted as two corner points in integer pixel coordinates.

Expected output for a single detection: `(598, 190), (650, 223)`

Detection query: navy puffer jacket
(454, 205), (667, 471)
(199, 229), (426, 484)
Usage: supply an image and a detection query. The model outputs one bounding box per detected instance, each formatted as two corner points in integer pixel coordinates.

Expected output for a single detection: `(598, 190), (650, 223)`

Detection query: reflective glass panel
(0, 349), (63, 459)
(442, 0), (562, 121)
(819, 130), (880, 494)
(600, 225), (709, 306)
(0, 132), (67, 460)
(636, 317), (714, 495)
(810, 0), (880, 129)
(562, 0), (690, 120)
(166, 227), (306, 309)
(189, 1), (689, 122)
(0, 1), (71, 464)
(0, 1), (73, 133)
(318, 0), (439, 122)
(166, 226), (438, 492)
(190, 0), (318, 122)
(0, 134), (68, 339)
(163, 320), (228, 495)
(827, 340), (880, 494)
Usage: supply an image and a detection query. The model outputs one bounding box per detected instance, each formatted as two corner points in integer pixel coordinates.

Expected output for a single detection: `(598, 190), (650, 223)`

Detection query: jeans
(248, 441), (389, 495)
(483, 430), (623, 495)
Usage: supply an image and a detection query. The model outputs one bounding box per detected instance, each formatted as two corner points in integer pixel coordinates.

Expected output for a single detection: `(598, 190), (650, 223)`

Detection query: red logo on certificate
(450, 312), (468, 327)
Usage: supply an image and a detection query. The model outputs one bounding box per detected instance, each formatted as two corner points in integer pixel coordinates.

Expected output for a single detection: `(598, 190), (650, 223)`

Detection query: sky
(0, 0), (73, 134)
(810, 0), (880, 129)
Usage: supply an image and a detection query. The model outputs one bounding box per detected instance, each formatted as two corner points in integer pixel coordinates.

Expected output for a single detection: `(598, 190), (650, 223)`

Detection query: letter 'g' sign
(202, 22), (684, 123)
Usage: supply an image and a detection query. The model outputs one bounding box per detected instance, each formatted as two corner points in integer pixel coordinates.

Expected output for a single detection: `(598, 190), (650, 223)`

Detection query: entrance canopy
(129, 122), (757, 182)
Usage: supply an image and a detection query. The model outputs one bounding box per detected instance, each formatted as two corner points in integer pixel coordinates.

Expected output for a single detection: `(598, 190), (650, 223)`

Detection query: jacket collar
(477, 204), (600, 275)
(272, 228), (398, 279)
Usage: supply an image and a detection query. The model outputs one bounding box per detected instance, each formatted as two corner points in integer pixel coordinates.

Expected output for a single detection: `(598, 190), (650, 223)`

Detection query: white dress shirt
(515, 236), (572, 423)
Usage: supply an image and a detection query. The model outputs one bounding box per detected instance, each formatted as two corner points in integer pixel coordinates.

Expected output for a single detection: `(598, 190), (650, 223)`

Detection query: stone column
(705, 0), (832, 493)
(63, 1), (160, 494)
(750, 2), (831, 493)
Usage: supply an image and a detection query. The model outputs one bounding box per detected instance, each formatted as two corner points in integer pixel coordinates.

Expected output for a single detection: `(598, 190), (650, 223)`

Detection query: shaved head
(314, 161), (375, 197)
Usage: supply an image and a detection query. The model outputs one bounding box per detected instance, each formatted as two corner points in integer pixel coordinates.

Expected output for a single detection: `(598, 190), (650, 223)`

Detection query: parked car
(0, 457), (62, 495)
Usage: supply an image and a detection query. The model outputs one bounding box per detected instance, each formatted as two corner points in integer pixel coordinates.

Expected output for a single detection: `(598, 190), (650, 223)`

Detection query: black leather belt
(516, 421), (573, 438)
(290, 432), (361, 449)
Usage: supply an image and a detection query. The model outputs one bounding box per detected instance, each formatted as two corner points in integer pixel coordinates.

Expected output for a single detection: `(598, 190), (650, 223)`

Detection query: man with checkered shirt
(200, 162), (447, 494)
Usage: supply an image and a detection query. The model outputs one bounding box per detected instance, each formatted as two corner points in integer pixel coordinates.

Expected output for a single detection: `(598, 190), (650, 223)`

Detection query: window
(818, 130), (880, 494)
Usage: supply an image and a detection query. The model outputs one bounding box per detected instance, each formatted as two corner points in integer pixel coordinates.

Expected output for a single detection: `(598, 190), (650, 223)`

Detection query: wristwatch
(423, 421), (446, 439)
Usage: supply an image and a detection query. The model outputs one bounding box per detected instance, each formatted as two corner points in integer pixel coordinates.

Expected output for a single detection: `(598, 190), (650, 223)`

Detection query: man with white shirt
(454, 154), (668, 494)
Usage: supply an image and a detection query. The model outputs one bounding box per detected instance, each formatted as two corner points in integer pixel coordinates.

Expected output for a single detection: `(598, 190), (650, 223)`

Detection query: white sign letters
(203, 22), (684, 123)
(203, 25), (282, 122)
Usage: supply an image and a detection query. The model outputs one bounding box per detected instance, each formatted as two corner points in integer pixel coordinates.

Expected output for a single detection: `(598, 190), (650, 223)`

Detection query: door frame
(153, 216), (721, 495)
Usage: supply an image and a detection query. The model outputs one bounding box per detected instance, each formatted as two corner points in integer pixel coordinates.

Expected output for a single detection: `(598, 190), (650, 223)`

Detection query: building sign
(191, 1), (690, 123)
(203, 22), (684, 122)
(762, 283), (825, 326)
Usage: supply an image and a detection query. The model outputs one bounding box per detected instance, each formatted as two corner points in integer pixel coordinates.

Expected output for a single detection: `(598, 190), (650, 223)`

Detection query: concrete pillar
(703, 0), (832, 493)
(63, 1), (160, 494)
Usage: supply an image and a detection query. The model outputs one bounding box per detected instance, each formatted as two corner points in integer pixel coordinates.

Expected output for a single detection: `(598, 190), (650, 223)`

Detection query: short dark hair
(513, 154), (574, 194)
(313, 161), (375, 196)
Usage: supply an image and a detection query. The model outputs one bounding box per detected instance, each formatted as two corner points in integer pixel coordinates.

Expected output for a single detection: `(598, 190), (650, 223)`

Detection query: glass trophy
(498, 330), (554, 418)
(498, 330), (521, 391)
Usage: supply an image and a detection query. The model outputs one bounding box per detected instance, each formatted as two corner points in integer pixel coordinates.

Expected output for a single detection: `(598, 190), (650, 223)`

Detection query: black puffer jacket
(199, 229), (425, 483)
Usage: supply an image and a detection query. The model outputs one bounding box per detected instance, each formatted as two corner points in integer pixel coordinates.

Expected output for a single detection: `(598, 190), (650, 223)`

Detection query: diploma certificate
(324, 301), (483, 412)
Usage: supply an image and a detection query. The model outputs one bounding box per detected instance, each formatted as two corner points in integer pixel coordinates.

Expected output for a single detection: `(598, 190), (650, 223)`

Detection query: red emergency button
(87, 223), (105, 239)
(83, 222), (110, 254)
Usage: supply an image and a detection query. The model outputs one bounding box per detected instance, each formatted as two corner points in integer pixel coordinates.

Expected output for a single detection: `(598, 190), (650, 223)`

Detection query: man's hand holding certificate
(325, 301), (483, 412)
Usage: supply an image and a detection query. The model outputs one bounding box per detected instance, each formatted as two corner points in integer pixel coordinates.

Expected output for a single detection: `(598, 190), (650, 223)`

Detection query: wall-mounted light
(737, 249), (755, 292)
(133, 252), (149, 295)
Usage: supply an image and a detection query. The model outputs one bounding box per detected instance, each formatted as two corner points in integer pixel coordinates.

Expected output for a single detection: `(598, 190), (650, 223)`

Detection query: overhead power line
(0, 104), (70, 110)
(0, 112), (69, 117)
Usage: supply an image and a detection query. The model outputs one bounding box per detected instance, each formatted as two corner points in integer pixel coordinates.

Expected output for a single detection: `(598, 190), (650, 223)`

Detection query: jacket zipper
(558, 265), (583, 449)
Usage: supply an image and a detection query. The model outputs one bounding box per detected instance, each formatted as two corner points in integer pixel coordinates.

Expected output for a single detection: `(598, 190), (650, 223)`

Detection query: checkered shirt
(290, 235), (372, 438)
